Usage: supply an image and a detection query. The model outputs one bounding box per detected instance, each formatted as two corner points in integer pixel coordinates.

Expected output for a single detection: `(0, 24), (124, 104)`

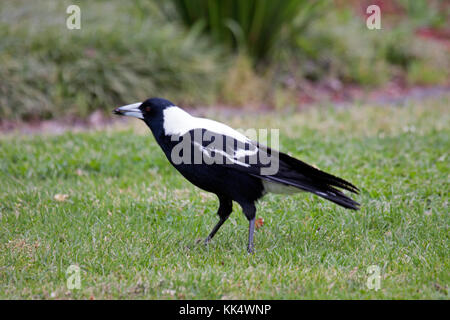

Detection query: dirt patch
(1, 85), (449, 135)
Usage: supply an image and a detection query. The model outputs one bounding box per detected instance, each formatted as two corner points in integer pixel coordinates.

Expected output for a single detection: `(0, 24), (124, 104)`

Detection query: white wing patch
(163, 106), (262, 168)
(234, 148), (258, 158)
(193, 142), (251, 168)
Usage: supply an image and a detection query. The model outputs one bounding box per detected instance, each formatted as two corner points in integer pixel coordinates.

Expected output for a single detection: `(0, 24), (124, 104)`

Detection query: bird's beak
(113, 102), (143, 119)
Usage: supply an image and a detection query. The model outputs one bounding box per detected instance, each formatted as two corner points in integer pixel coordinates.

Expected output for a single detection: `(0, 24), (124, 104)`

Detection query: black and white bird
(114, 98), (359, 253)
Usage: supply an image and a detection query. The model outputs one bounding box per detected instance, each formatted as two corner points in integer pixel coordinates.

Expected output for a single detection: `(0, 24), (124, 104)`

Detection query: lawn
(0, 96), (448, 299)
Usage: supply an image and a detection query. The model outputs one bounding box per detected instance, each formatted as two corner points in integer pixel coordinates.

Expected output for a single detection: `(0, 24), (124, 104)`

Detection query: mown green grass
(0, 97), (449, 299)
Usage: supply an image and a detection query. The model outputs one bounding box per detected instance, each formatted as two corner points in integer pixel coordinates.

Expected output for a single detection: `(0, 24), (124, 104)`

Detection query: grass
(0, 96), (449, 299)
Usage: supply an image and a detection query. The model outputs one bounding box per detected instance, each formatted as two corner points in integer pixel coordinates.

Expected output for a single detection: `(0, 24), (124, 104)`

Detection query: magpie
(114, 98), (359, 253)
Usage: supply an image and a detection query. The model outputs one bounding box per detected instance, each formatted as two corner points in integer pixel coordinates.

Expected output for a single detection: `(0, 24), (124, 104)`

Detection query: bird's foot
(196, 237), (211, 246)
(247, 245), (254, 254)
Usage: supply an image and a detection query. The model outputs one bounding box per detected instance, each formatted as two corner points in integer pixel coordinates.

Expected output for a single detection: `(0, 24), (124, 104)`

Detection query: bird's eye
(146, 106), (151, 112)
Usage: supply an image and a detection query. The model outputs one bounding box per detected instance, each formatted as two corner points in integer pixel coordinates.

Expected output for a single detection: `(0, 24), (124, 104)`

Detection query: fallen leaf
(349, 267), (358, 277)
(162, 289), (176, 296)
(255, 218), (264, 229)
(433, 283), (447, 294)
(54, 194), (69, 202)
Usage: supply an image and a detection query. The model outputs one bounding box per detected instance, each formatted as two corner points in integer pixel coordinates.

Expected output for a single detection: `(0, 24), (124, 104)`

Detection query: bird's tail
(259, 150), (360, 210)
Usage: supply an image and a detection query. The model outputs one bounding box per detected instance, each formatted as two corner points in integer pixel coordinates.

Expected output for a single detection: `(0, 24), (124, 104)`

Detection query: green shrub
(0, 0), (447, 121)
(273, 7), (449, 88)
(276, 9), (393, 86)
(0, 0), (225, 120)
(168, 0), (325, 62)
(219, 54), (268, 106)
(398, 0), (448, 29)
(406, 40), (450, 85)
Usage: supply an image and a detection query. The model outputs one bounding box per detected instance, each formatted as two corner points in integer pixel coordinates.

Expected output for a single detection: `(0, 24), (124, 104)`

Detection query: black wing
(180, 128), (360, 210)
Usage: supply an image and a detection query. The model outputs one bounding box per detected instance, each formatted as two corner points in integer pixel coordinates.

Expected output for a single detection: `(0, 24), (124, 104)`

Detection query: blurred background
(0, 0), (448, 122)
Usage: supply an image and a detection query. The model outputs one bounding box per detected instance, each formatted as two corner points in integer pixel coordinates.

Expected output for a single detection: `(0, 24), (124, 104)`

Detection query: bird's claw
(196, 237), (211, 246)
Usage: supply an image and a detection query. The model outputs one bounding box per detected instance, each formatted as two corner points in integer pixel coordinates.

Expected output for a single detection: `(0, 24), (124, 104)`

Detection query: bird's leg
(204, 196), (232, 245)
(247, 218), (255, 254)
(204, 217), (228, 244)
(240, 202), (257, 254)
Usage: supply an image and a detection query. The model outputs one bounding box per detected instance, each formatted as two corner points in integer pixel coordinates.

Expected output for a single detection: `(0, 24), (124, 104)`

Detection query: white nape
(163, 106), (251, 144)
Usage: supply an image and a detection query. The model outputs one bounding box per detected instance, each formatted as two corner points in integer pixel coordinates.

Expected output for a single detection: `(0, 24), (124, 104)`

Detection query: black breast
(156, 129), (265, 203)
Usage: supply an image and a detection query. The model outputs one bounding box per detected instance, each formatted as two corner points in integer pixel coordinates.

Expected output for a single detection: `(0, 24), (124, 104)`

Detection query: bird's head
(113, 97), (175, 121)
